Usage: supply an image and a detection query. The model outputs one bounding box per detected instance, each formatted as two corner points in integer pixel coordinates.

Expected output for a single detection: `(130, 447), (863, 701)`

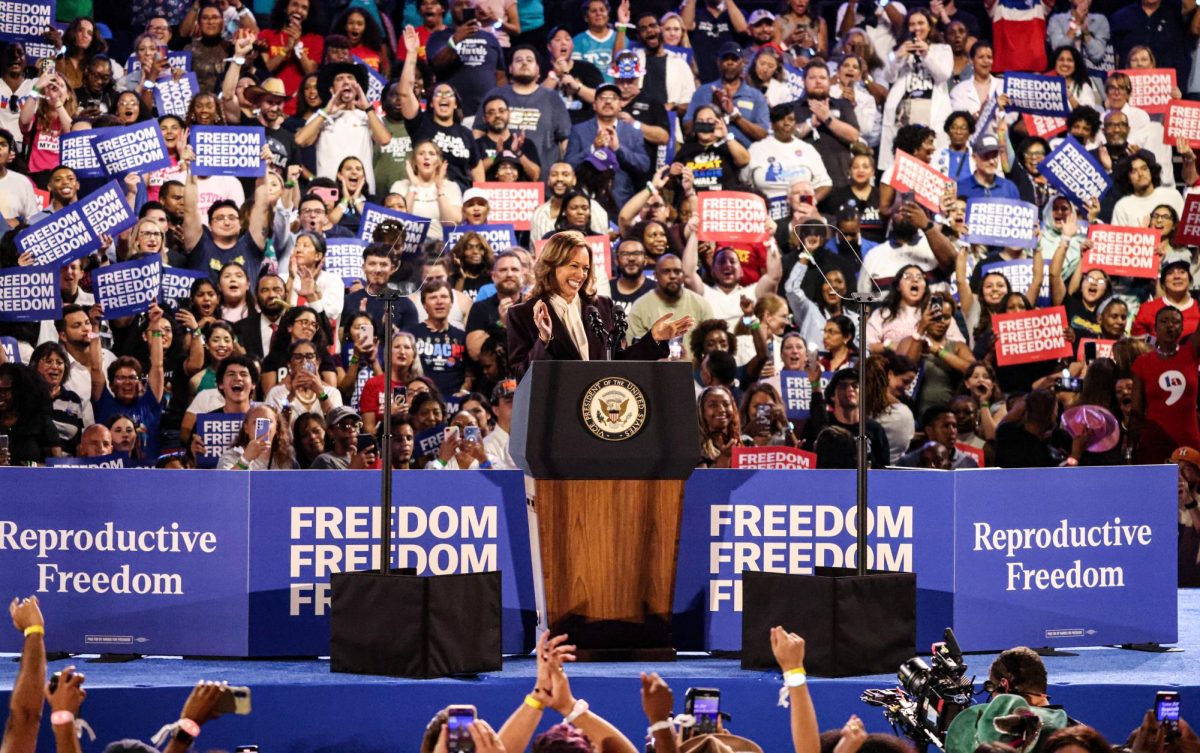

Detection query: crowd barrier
(0, 466), (1177, 656)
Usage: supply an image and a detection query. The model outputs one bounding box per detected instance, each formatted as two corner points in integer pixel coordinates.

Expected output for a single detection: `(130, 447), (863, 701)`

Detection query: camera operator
(944, 647), (1072, 753)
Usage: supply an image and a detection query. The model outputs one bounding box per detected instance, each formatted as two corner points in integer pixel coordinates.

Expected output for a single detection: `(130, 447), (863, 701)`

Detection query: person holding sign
(181, 145), (270, 285)
(507, 231), (693, 378)
(880, 10), (953, 171)
(1131, 305), (1200, 463)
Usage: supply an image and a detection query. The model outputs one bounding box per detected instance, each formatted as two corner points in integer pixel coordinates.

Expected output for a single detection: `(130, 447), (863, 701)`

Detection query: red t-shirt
(350, 45), (383, 72)
(1131, 346), (1200, 449)
(359, 373), (388, 418)
(1131, 297), (1200, 339)
(257, 29), (325, 115)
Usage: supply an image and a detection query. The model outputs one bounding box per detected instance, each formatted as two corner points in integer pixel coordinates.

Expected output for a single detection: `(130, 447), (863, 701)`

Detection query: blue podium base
(2, 589), (1197, 753)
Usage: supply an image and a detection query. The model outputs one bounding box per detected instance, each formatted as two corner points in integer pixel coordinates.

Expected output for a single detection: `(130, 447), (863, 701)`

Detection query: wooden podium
(510, 361), (698, 661)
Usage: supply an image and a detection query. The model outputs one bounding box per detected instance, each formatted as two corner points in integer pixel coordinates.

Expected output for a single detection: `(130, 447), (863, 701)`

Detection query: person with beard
(610, 238), (656, 312)
(792, 58), (860, 192)
(543, 26), (605, 126)
(684, 43), (768, 148)
(565, 82), (650, 207)
(233, 274), (290, 360)
(225, 74), (302, 178)
(628, 11), (697, 118)
(340, 243), (421, 341)
(530, 162), (611, 241)
(92, 307), (166, 459)
(373, 81), (415, 196)
(0, 42), (34, 152)
(259, 0), (324, 114)
(671, 105), (749, 192)
(34, 260), (93, 354)
(427, 0), (508, 115)
(610, 52), (670, 177)
(628, 253), (712, 362)
(466, 251), (526, 359)
(472, 46), (570, 166)
(680, 0), (750, 83)
(475, 95), (542, 182)
(682, 219), (783, 364)
(858, 195), (958, 294)
(295, 61), (391, 196)
(398, 26), (485, 192)
(801, 370), (890, 467)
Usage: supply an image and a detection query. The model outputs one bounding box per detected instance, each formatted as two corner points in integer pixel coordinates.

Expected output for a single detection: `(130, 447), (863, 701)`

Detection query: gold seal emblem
(581, 377), (648, 441)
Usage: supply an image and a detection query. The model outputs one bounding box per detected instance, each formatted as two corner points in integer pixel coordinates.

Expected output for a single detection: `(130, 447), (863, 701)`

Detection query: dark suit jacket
(232, 313), (269, 360)
(507, 293), (667, 379)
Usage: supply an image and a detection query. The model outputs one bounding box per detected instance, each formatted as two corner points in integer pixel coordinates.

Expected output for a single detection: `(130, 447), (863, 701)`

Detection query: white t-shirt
(1112, 186), (1184, 228)
(703, 284), (758, 365)
(316, 110), (378, 194)
(0, 170), (41, 224)
(858, 235), (940, 295)
(747, 137), (832, 200)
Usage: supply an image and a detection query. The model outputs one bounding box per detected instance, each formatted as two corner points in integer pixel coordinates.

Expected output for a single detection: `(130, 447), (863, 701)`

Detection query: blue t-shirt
(187, 228), (265, 285)
(958, 173), (1022, 202)
(93, 389), (164, 460)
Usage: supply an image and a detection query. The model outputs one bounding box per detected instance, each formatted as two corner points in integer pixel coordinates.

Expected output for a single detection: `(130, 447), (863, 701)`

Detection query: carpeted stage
(2, 591), (1197, 752)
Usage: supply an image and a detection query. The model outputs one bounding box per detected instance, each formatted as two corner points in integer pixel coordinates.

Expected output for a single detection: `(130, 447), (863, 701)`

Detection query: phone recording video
(685, 687), (720, 738)
(463, 426), (481, 444)
(1156, 691), (1180, 734)
(447, 705), (477, 753)
(254, 418), (271, 443)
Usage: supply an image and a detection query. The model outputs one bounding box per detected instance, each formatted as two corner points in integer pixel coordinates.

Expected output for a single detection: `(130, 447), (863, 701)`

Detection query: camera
(862, 628), (975, 751)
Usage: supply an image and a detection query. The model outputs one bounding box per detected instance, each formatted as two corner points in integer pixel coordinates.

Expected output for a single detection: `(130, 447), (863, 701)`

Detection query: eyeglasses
(338, 420), (364, 430)
(290, 352), (318, 361)
(114, 374), (142, 382)
(900, 271), (925, 281)
(1083, 274), (1108, 284)
(1151, 212), (1175, 221)
(433, 90), (455, 99)
(294, 318), (318, 328)
(139, 230), (164, 238)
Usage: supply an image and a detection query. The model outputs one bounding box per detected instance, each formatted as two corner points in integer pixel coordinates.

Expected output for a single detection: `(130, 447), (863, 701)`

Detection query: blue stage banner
(159, 267), (206, 305)
(444, 224), (518, 251)
(1039, 135), (1111, 208)
(1004, 73), (1070, 115)
(245, 469), (535, 655)
(189, 126), (265, 177)
(0, 0), (54, 42)
(965, 198), (1039, 249)
(358, 203), (429, 257)
(672, 470), (954, 651)
(981, 257), (1052, 307)
(94, 254), (161, 319)
(0, 335), (20, 362)
(0, 264), (60, 322)
(0, 468), (250, 655)
(951, 466), (1178, 651)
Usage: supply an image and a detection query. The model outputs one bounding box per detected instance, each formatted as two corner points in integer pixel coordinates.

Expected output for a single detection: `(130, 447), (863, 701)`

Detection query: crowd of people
(2, 595), (1196, 753)
(0, 0), (1198, 532)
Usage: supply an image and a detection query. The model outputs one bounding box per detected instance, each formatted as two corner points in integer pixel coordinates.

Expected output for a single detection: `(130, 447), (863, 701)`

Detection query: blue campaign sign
(672, 470), (954, 651)
(246, 469), (536, 655)
(951, 466), (1177, 650)
(414, 423), (447, 458)
(16, 204), (98, 267)
(982, 257), (1052, 307)
(782, 62), (806, 103)
(973, 94), (999, 140)
(965, 198), (1039, 249)
(663, 44), (694, 66)
(159, 267), (206, 305)
(0, 468), (250, 655)
(358, 202), (430, 257)
(190, 126), (265, 178)
(153, 72), (198, 117)
(80, 179), (137, 239)
(125, 50), (191, 73)
(194, 412), (244, 469)
(59, 129), (110, 179)
(94, 122), (172, 178)
(0, 0), (54, 42)
(0, 264), (60, 322)
(779, 370), (833, 420)
(94, 254), (161, 319)
(323, 238), (365, 284)
(46, 452), (133, 468)
(353, 56), (386, 103)
(1004, 73), (1071, 115)
(0, 335), (20, 362)
(444, 224), (518, 251)
(1039, 135), (1111, 208)
(767, 196), (789, 222)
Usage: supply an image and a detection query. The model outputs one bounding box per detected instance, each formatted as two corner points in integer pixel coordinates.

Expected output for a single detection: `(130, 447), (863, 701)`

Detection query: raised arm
(1, 597), (46, 753)
(498, 633), (574, 753)
(754, 229), (783, 298)
(248, 179), (271, 249)
(956, 246), (975, 315)
(147, 304), (166, 402)
(681, 216), (706, 294)
(182, 147), (203, 251)
(399, 26), (423, 121)
(47, 666), (86, 753)
(772, 627), (820, 753)
(1024, 244), (1044, 306)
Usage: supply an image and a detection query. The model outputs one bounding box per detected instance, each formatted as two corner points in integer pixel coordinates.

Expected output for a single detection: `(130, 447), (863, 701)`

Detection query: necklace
(1158, 345), (1178, 357)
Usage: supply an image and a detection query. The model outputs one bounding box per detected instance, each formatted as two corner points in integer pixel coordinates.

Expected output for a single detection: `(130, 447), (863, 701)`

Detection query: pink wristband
(51, 710), (75, 726)
(179, 718), (200, 737)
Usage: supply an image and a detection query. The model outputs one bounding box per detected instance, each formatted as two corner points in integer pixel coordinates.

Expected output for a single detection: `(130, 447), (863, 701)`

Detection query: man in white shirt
(858, 197), (957, 294)
(748, 104), (832, 201)
(483, 379), (517, 469)
(1111, 151), (1184, 227)
(294, 62), (393, 193)
(0, 128), (40, 226)
(529, 162), (610, 241)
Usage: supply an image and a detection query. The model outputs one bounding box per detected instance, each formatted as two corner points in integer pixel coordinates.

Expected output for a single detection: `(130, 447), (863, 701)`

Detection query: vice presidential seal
(581, 377), (648, 441)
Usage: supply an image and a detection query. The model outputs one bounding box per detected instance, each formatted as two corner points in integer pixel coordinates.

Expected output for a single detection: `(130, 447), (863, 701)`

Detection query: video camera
(861, 628), (975, 752)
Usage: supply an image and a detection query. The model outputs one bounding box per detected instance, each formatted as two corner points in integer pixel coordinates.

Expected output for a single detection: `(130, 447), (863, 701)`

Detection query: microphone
(584, 304), (612, 360)
(612, 306), (629, 351)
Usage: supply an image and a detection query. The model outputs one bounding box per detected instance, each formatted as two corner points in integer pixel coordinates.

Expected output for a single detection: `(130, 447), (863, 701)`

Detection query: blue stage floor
(2, 591), (1198, 753)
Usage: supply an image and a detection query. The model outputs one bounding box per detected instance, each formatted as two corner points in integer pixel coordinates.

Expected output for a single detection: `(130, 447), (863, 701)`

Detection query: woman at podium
(508, 231), (694, 378)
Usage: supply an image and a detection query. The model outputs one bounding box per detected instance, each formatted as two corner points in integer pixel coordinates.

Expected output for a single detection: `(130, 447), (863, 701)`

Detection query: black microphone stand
(364, 284), (403, 575)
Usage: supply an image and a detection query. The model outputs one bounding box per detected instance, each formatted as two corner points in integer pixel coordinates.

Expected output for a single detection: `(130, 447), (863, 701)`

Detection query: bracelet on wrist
(524, 694), (544, 710)
(23, 625), (44, 637)
(318, 391), (329, 401)
(234, 459), (250, 470)
(479, 460), (493, 469)
(50, 710), (75, 726)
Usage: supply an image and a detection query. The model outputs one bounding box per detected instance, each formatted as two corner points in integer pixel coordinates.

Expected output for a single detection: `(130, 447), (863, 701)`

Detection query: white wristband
(564, 699), (589, 724)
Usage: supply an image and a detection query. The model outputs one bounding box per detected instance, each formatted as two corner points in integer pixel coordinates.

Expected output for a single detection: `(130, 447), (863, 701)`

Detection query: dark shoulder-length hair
(332, 7), (384, 52)
(531, 230), (598, 299)
(64, 17), (107, 58)
(880, 264), (929, 322)
(1049, 45), (1091, 90)
(1115, 149), (1163, 194)
(901, 9), (942, 44)
(268, 0), (325, 35)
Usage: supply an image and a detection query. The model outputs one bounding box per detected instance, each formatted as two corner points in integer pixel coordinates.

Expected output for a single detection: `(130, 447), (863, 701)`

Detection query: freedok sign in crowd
(696, 191), (770, 243)
(1085, 225), (1160, 278)
(992, 306), (1074, 366)
(0, 467), (1176, 654)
